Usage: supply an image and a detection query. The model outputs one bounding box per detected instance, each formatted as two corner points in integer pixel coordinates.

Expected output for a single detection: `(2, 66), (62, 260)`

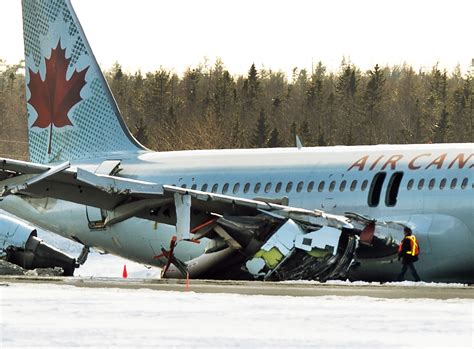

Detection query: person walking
(397, 227), (421, 281)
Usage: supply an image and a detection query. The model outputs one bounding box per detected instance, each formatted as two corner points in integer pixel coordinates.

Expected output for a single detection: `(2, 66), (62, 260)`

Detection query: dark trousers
(397, 262), (421, 281)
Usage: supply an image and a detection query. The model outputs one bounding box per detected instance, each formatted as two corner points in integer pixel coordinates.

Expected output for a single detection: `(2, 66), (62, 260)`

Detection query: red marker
(122, 264), (128, 279)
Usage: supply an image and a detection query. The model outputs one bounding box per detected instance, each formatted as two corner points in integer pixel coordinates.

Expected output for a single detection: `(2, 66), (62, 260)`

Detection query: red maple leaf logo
(28, 41), (89, 154)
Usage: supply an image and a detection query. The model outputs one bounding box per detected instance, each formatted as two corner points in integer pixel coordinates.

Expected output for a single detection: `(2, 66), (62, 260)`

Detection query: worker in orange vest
(397, 227), (421, 282)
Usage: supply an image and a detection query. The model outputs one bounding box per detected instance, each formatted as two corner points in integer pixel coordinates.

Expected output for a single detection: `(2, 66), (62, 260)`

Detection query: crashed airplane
(0, 0), (473, 282)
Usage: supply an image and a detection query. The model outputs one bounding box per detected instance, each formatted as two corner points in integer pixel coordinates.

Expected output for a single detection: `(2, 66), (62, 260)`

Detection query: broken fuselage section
(164, 207), (405, 282)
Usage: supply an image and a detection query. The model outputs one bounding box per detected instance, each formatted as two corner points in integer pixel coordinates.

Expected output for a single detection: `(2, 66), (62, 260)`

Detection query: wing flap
(0, 158), (50, 175)
(76, 168), (163, 196)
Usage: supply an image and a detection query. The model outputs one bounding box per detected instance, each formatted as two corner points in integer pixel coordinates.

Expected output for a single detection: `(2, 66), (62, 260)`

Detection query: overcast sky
(1, 0), (473, 76)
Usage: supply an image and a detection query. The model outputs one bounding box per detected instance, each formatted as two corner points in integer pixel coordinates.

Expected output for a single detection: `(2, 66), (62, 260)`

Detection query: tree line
(0, 58), (472, 159)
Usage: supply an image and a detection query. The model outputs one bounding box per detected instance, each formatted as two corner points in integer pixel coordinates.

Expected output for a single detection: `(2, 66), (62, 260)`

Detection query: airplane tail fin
(21, 0), (146, 164)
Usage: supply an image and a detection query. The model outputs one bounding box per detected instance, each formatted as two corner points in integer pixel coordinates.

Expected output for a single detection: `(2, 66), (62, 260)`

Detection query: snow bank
(1, 283), (472, 348)
(282, 279), (470, 288)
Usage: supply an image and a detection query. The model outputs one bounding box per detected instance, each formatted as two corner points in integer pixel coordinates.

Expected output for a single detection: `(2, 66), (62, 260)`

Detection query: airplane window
(222, 183), (229, 194)
(201, 184), (208, 192)
(461, 178), (468, 189)
(439, 178), (446, 190)
(181, 184), (187, 188)
(307, 181), (314, 192)
(233, 183), (240, 194)
(254, 182), (261, 193)
(339, 180), (347, 192)
(212, 184), (219, 193)
(243, 183), (250, 193)
(350, 180), (357, 191)
(296, 181), (304, 192)
(417, 179), (424, 190)
(286, 182), (293, 193)
(428, 178), (435, 190)
(275, 182), (282, 193)
(407, 179), (414, 190)
(329, 181), (336, 192)
(191, 184), (197, 190)
(385, 172), (404, 207)
(318, 181), (325, 192)
(361, 180), (368, 191)
(450, 178), (457, 189)
(265, 182), (272, 193)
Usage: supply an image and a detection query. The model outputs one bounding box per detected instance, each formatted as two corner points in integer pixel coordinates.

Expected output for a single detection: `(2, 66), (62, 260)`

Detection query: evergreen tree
(247, 63), (259, 101)
(242, 63), (260, 118)
(290, 121), (297, 146)
(266, 127), (281, 147)
(229, 117), (246, 148)
(335, 62), (359, 144)
(362, 64), (386, 143)
(450, 74), (473, 142)
(134, 117), (149, 146)
(1, 56), (473, 157)
(143, 68), (171, 123)
(434, 108), (452, 142)
(252, 109), (269, 147)
(299, 120), (312, 145)
(418, 65), (448, 143)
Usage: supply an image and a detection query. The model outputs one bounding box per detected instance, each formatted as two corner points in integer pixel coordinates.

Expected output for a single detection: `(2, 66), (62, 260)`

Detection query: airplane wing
(0, 157), (405, 281)
(0, 158), (354, 229)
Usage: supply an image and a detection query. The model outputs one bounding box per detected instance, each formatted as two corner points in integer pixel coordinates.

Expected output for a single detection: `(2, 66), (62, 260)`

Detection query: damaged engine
(0, 214), (78, 276)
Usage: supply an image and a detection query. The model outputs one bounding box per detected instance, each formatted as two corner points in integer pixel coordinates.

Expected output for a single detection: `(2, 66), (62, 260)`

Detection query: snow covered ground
(1, 283), (473, 348)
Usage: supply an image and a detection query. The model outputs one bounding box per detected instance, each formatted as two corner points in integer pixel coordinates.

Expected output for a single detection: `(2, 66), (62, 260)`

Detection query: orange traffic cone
(122, 264), (128, 279)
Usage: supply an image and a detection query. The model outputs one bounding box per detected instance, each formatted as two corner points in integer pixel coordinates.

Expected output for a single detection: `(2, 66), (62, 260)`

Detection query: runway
(1, 275), (473, 299)
(2, 277), (473, 347)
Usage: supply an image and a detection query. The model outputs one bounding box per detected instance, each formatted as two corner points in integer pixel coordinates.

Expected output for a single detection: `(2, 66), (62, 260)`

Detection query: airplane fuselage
(1, 143), (473, 282)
